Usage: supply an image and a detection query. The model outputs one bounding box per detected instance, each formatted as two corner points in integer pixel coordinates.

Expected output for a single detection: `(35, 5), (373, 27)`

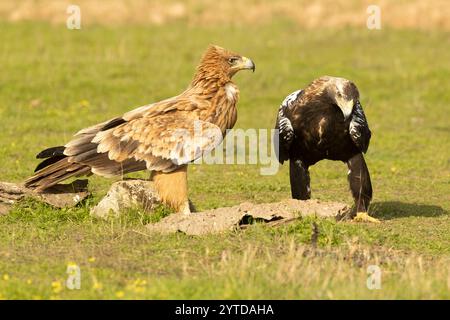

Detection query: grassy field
(0, 19), (449, 299)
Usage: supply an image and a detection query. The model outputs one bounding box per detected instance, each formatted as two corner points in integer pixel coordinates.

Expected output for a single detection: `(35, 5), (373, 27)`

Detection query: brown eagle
(275, 76), (378, 222)
(25, 45), (255, 214)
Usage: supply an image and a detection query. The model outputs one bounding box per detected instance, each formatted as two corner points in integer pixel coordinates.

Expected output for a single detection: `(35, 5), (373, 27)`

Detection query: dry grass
(201, 242), (450, 299)
(1, 0), (449, 30)
(2, 213), (449, 299)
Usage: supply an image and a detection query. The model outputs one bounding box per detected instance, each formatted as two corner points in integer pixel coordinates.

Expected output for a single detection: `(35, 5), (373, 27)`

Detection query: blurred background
(0, 0), (449, 30)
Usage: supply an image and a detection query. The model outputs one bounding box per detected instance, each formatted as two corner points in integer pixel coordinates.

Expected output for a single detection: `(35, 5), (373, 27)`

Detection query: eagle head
(326, 77), (360, 120)
(193, 45), (255, 85)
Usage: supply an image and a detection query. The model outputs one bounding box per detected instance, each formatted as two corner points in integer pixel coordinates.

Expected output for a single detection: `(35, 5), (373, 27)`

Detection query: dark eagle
(275, 76), (378, 222)
(25, 45), (255, 214)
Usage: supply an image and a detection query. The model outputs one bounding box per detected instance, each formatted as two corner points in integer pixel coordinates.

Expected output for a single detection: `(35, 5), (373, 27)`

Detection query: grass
(0, 20), (449, 299)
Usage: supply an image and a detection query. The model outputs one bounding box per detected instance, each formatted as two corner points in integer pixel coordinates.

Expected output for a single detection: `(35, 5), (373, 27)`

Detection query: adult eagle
(275, 76), (378, 222)
(25, 45), (255, 214)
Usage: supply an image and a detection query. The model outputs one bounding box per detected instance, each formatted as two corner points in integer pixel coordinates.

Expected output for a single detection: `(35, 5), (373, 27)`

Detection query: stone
(90, 180), (161, 218)
(146, 198), (349, 235)
(90, 180), (349, 233)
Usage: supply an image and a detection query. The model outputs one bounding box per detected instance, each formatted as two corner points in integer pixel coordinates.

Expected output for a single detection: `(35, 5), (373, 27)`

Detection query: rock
(0, 180), (90, 214)
(146, 199), (349, 236)
(90, 180), (161, 218)
(90, 180), (349, 233)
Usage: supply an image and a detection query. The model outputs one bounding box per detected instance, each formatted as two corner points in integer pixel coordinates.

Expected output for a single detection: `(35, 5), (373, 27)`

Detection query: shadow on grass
(370, 201), (448, 220)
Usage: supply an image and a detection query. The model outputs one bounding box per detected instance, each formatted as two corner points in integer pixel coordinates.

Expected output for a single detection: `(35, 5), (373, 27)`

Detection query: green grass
(0, 20), (449, 299)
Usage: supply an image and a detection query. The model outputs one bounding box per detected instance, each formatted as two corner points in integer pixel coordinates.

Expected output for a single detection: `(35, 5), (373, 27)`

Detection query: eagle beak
(336, 98), (354, 120)
(240, 56), (256, 72)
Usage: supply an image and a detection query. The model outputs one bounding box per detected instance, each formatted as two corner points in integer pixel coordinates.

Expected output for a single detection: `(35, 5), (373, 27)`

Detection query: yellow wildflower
(51, 280), (63, 294)
(92, 280), (103, 290)
(80, 100), (90, 108)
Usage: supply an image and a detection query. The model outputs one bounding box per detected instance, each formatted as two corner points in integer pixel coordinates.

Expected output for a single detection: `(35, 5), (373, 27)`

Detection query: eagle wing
(274, 90), (303, 163)
(349, 101), (371, 153)
(92, 112), (223, 173)
(25, 96), (223, 190)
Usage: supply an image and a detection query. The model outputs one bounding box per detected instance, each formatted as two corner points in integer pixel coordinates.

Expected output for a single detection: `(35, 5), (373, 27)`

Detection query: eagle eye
(228, 57), (239, 65)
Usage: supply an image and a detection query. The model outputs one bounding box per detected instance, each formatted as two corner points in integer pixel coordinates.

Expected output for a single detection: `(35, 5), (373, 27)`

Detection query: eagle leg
(151, 165), (190, 214)
(289, 159), (311, 200)
(347, 153), (376, 221)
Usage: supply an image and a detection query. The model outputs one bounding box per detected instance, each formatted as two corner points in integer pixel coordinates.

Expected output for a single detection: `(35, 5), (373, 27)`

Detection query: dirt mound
(147, 199), (348, 235)
(89, 180), (349, 235)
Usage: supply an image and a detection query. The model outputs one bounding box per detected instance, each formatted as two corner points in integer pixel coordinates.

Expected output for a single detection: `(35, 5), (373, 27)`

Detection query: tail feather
(25, 157), (91, 191)
(25, 116), (147, 192)
(34, 155), (67, 172)
(36, 146), (65, 159)
(26, 149), (147, 191)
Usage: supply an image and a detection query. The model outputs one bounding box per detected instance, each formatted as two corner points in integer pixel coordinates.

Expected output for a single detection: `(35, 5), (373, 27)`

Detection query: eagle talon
(352, 212), (380, 223)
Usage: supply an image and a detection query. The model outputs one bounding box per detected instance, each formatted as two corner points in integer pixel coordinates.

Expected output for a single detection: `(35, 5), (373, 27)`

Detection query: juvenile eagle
(275, 76), (378, 222)
(25, 45), (255, 214)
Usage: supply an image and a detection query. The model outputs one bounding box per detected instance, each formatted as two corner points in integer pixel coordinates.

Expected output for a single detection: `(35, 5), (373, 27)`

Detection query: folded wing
(349, 101), (371, 153)
(25, 98), (223, 191)
(274, 90), (303, 163)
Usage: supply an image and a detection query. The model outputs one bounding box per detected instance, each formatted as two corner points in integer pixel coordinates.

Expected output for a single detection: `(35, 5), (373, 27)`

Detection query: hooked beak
(239, 56), (255, 72)
(336, 97), (354, 120)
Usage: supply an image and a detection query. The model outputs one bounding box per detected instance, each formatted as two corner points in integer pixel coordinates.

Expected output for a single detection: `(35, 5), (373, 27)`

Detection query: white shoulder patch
(281, 89), (302, 108)
(277, 90), (303, 143)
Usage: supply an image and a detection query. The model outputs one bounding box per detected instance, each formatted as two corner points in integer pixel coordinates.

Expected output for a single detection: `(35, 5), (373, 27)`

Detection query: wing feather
(275, 90), (303, 163)
(349, 101), (371, 153)
(26, 91), (225, 190)
(95, 112), (223, 172)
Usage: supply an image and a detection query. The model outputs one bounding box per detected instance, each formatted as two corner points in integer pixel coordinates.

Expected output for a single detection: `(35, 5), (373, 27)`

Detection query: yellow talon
(353, 212), (380, 223)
